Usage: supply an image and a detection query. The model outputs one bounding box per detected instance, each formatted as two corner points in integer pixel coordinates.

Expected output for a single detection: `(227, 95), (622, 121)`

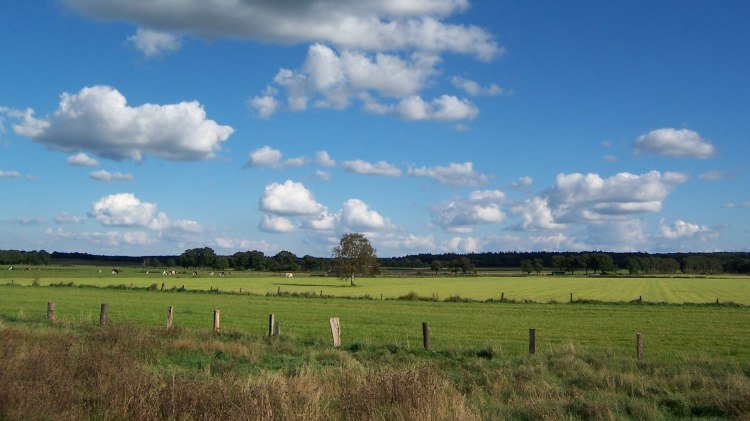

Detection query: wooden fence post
(268, 314), (275, 337)
(329, 317), (341, 347)
(569, 293), (573, 303)
(422, 322), (430, 350)
(636, 332), (643, 363)
(529, 328), (536, 356)
(99, 303), (108, 327)
(47, 302), (56, 323)
(638, 295), (642, 304)
(213, 310), (220, 333)
(166, 306), (173, 330)
(501, 292), (505, 302)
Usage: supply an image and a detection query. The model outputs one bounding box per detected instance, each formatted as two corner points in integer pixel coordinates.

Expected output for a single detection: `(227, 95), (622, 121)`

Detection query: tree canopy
(331, 233), (378, 286)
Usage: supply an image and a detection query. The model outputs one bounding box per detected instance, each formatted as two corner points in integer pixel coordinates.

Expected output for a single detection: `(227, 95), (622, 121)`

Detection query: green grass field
(3, 265), (750, 304)
(2, 284), (748, 363)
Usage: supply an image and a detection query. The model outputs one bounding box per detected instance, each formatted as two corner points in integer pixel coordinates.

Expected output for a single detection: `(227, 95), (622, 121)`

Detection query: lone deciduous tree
(332, 233), (378, 286)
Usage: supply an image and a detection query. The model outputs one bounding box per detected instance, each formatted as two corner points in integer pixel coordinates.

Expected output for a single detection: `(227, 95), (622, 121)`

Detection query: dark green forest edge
(3, 248), (750, 274)
(0, 247), (750, 275)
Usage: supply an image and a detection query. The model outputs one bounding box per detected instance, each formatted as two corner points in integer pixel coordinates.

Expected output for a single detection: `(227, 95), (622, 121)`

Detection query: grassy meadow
(3, 265), (750, 304)
(2, 267), (750, 419)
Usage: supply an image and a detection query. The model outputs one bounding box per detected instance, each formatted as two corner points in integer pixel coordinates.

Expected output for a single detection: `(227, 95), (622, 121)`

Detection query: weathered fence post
(166, 306), (173, 330)
(277, 287), (281, 296)
(422, 322), (430, 350)
(213, 310), (220, 333)
(529, 328), (536, 356)
(268, 314), (275, 337)
(636, 332), (644, 363)
(501, 292), (505, 302)
(99, 303), (108, 327)
(638, 295), (642, 304)
(329, 317), (341, 347)
(569, 293), (573, 303)
(47, 302), (56, 323)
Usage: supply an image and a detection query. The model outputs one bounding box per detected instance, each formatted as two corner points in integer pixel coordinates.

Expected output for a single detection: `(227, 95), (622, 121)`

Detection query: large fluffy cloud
(250, 44), (473, 120)
(509, 197), (565, 231)
(431, 189), (506, 232)
(260, 180), (325, 216)
(89, 193), (169, 229)
(545, 171), (687, 223)
(63, 0), (500, 60)
(259, 180), (394, 234)
(635, 128), (715, 159)
(340, 199), (394, 231)
(12, 86), (233, 161)
(88, 193), (199, 232)
(408, 161), (487, 187)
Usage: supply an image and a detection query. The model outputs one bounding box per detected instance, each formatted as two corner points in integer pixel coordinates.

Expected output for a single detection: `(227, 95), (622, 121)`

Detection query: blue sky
(1, 1), (748, 257)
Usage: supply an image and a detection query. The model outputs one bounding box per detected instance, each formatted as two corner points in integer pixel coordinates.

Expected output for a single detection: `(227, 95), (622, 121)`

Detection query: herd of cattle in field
(8, 265), (296, 279)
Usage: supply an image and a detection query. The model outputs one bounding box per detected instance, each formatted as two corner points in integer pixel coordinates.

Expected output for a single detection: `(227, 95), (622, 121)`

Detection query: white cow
(285, 273), (294, 278)
(8, 266), (13, 271)
(163, 270), (168, 276)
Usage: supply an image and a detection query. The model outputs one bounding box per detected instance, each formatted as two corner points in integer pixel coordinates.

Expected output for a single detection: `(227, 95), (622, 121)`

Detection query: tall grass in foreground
(1, 317), (749, 420)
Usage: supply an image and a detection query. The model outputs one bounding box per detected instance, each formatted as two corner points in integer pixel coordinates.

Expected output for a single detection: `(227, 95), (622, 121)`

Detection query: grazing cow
(146, 270), (150, 275)
(210, 271), (215, 276)
(8, 266), (13, 271)
(285, 273), (294, 278)
(192, 271), (197, 276)
(171, 270), (176, 276)
(163, 270), (168, 276)
(219, 272), (225, 277)
(111, 269), (119, 275)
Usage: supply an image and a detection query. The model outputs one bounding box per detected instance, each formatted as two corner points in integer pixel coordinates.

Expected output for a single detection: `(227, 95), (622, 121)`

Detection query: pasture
(3, 271), (750, 419)
(1, 284), (749, 363)
(2, 265), (750, 304)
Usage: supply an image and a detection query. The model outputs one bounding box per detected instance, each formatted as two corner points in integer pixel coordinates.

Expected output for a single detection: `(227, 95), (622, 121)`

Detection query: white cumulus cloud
(408, 161), (487, 187)
(431, 189), (506, 232)
(246, 146), (307, 169)
(0, 170), (21, 178)
(341, 159), (402, 177)
(450, 76), (505, 96)
(12, 85), (233, 162)
(67, 152), (99, 167)
(340, 199), (394, 231)
(89, 193), (169, 229)
(89, 170), (133, 182)
(127, 27), (182, 58)
(396, 95), (478, 121)
(635, 128), (715, 159)
(260, 180), (325, 216)
(508, 176), (533, 189)
(260, 214), (297, 233)
(63, 0), (500, 60)
(546, 171), (687, 223)
(659, 218), (713, 239)
(315, 150), (336, 167)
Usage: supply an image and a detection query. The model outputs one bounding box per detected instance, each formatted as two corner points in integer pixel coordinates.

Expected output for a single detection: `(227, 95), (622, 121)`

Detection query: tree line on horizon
(1, 248), (746, 274)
